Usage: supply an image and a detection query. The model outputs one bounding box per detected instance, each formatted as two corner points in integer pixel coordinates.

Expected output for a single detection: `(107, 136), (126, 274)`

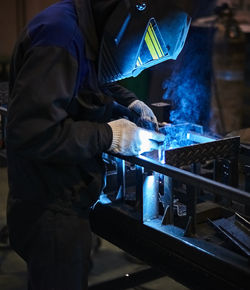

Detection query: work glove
(107, 119), (165, 156)
(128, 100), (158, 130)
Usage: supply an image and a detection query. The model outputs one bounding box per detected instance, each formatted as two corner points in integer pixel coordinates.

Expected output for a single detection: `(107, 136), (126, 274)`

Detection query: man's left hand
(128, 100), (158, 130)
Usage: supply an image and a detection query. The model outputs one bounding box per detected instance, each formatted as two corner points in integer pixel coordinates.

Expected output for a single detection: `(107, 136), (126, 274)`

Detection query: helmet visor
(133, 16), (191, 77)
(136, 18), (168, 68)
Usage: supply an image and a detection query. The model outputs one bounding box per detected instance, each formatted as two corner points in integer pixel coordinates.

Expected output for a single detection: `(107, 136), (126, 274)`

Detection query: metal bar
(222, 159), (239, 188)
(208, 219), (250, 262)
(143, 172), (159, 222)
(136, 165), (143, 222)
(90, 203), (250, 290)
(116, 158), (125, 200)
(186, 163), (200, 234)
(230, 158), (239, 188)
(188, 132), (216, 143)
(111, 154), (250, 206)
(214, 159), (225, 203)
(235, 212), (250, 231)
(163, 175), (174, 224)
(186, 184), (197, 235)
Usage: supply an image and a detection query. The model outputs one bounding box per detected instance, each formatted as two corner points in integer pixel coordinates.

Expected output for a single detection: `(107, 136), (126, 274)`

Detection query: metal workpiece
(90, 202), (250, 290)
(161, 175), (174, 225)
(208, 215), (250, 264)
(116, 158), (126, 200)
(96, 130), (250, 289)
(142, 172), (159, 222)
(116, 154), (250, 206)
(146, 135), (240, 167)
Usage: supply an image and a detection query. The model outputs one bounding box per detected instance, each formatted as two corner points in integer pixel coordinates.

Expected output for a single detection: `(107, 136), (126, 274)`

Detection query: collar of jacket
(74, 0), (99, 61)
(73, 0), (114, 107)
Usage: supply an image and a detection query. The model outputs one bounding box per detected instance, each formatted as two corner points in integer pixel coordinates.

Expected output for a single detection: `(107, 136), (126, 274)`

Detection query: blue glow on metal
(188, 132), (216, 143)
(159, 123), (196, 149)
(144, 219), (220, 256)
(158, 146), (165, 164)
(158, 123), (215, 150)
(138, 130), (153, 154)
(115, 14), (131, 45)
(138, 129), (164, 154)
(143, 174), (158, 222)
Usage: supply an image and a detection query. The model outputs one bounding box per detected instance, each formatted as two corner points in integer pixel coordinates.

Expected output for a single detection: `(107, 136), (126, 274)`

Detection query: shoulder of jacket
(28, 2), (79, 48)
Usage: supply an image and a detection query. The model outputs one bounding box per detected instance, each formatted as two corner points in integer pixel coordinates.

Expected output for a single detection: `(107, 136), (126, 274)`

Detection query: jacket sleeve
(7, 45), (112, 164)
(101, 83), (138, 107)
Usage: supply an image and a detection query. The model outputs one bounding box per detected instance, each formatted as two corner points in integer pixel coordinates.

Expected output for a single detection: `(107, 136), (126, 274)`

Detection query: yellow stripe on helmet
(136, 56), (143, 67)
(145, 22), (165, 60)
(149, 23), (164, 57)
(145, 30), (158, 60)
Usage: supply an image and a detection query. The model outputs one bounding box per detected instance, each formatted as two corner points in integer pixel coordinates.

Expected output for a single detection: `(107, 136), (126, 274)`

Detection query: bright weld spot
(138, 130), (154, 154)
(158, 147), (165, 164)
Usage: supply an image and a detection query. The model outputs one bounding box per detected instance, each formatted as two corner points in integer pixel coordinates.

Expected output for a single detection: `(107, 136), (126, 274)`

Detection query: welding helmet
(97, 0), (192, 84)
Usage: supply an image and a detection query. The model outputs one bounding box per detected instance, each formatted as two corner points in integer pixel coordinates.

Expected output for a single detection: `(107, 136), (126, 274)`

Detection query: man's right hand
(107, 119), (165, 156)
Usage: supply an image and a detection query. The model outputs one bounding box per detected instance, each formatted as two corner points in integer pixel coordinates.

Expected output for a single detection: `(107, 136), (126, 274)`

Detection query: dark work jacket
(6, 0), (137, 244)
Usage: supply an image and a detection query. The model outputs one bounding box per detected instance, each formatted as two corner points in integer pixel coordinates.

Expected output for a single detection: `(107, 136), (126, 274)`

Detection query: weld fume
(162, 27), (213, 129)
(159, 123), (201, 149)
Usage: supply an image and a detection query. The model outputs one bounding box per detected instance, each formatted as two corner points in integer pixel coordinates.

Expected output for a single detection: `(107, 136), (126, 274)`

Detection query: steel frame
(90, 147), (250, 289)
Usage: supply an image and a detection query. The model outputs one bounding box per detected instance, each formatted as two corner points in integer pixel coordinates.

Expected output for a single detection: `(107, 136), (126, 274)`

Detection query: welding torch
(112, 101), (166, 156)
(112, 101), (159, 132)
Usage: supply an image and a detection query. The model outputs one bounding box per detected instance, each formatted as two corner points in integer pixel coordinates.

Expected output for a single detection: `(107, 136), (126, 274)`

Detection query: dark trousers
(9, 209), (92, 290)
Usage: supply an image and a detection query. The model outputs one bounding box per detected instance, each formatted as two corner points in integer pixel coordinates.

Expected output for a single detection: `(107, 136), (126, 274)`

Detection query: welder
(6, 0), (192, 289)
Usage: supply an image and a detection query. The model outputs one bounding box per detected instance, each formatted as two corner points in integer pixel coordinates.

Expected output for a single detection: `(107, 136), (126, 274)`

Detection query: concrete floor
(0, 162), (188, 290)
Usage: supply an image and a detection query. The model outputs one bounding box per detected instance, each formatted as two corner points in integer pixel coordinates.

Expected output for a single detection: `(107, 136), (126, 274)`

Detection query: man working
(6, 0), (192, 289)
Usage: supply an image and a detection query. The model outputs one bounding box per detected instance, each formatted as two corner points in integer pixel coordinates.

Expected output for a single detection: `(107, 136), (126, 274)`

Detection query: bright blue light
(138, 129), (153, 154)
(143, 174), (158, 222)
(159, 124), (194, 149)
(158, 147), (165, 164)
(138, 129), (164, 154)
